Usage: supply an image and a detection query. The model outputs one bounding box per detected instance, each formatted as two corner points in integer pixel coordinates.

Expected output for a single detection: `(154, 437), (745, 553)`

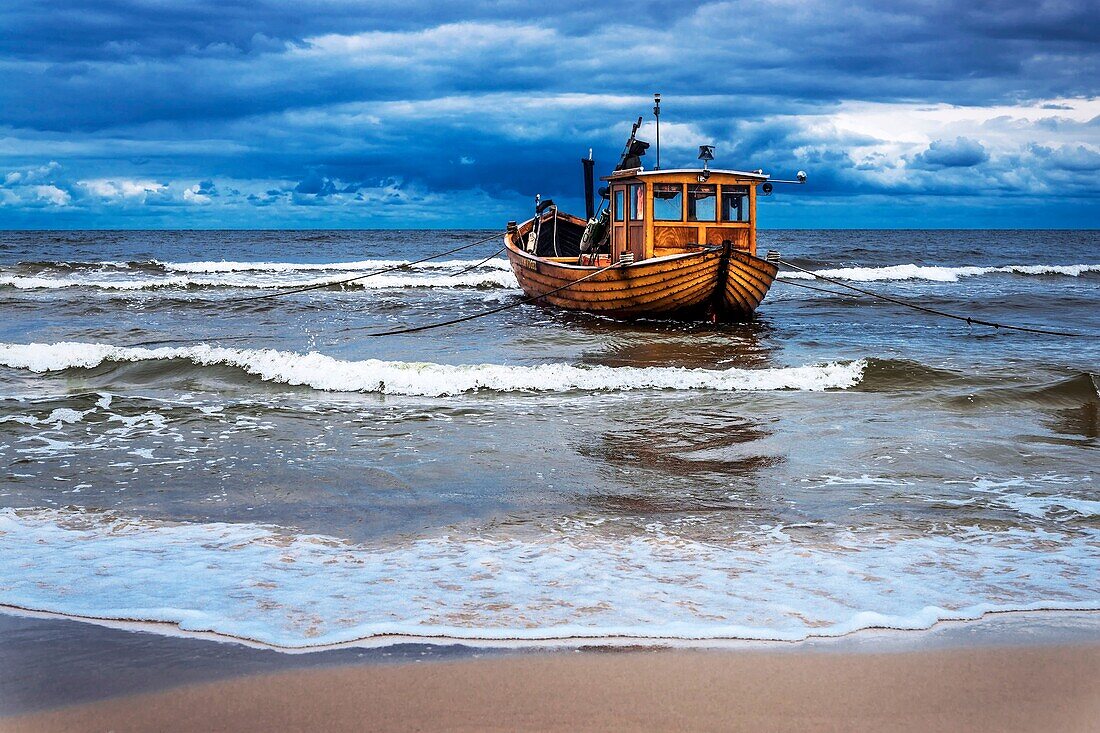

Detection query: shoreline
(6, 641), (1099, 732)
(2, 602), (1098, 654)
(2, 609), (1098, 721)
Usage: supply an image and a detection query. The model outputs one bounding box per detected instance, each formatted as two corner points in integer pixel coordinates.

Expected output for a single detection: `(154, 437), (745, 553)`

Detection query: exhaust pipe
(581, 149), (595, 220)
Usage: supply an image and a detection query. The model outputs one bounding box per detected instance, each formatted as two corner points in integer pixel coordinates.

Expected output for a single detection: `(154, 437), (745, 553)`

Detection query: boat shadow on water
(571, 409), (786, 517)
(523, 307), (781, 371)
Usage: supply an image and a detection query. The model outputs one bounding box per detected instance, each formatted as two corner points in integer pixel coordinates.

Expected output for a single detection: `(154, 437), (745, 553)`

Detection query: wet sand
(5, 642), (1099, 732)
(3, 612), (1100, 732)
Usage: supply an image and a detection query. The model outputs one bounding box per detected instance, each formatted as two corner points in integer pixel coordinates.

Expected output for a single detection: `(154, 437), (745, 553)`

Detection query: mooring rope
(775, 277), (861, 299)
(350, 246), (730, 337)
(121, 235), (506, 347)
(777, 259), (1085, 337)
(448, 245), (507, 278)
(129, 249), (629, 346)
(234, 231), (503, 303)
(352, 258), (630, 337)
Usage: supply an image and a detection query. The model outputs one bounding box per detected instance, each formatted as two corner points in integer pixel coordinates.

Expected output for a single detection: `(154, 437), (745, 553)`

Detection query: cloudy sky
(1, 0), (1098, 228)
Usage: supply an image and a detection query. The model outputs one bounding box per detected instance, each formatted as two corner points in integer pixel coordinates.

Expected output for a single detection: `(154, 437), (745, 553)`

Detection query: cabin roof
(601, 168), (769, 181)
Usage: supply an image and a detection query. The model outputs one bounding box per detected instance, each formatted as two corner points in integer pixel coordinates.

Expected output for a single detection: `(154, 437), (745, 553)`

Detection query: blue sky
(1, 0), (1098, 229)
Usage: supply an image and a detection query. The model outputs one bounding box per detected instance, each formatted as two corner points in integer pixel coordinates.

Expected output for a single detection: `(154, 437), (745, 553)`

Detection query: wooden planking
(576, 276), (718, 317)
(513, 257), (722, 312)
(653, 226), (698, 248)
(512, 252), (719, 294)
(653, 246), (703, 259)
(521, 274), (717, 315)
(721, 250), (778, 315)
(509, 249), (723, 312)
(705, 227), (750, 249)
(510, 245), (720, 291)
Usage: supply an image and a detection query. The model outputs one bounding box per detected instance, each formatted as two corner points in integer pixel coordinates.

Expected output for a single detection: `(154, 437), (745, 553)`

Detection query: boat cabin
(601, 168), (768, 263)
(503, 104), (795, 321)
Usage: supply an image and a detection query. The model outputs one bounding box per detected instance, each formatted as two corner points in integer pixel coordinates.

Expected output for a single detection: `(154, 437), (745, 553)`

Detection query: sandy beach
(5, 640), (1098, 732)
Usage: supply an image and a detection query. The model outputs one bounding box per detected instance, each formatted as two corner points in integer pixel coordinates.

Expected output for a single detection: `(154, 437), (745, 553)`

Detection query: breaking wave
(160, 258), (513, 273)
(779, 263), (1100, 282)
(1, 507), (1096, 648)
(0, 342), (865, 396)
(14, 257), (512, 274)
(0, 269), (518, 291)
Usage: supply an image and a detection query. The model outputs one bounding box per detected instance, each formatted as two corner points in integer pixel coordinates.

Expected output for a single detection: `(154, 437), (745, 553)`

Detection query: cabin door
(626, 183), (645, 261)
(611, 185), (627, 260)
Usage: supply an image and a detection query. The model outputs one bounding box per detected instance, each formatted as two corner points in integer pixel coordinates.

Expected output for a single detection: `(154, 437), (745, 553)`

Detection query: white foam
(0, 508), (1095, 648)
(161, 258), (512, 273)
(0, 275), (195, 290)
(968, 477), (1100, 519)
(0, 342), (866, 396)
(0, 269), (518, 291)
(780, 263), (1100, 282)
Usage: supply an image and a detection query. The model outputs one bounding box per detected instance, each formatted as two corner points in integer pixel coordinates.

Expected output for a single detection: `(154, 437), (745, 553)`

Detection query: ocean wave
(779, 263), (1100, 282)
(0, 342), (866, 396)
(13, 257), (512, 275)
(0, 508), (1095, 648)
(0, 269), (519, 291)
(947, 372), (1100, 409)
(160, 258), (513, 273)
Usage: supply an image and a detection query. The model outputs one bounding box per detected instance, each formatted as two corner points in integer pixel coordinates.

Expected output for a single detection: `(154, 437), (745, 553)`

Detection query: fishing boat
(504, 99), (804, 322)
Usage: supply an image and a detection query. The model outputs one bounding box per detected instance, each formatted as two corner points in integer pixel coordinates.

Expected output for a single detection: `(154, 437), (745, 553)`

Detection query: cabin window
(687, 184), (717, 221)
(652, 183), (683, 221)
(614, 188), (625, 222)
(629, 183), (644, 220)
(721, 185), (749, 222)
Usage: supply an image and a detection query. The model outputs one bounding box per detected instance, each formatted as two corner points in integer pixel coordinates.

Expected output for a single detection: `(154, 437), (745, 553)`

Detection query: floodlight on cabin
(698, 145), (715, 168)
(767, 171), (809, 185)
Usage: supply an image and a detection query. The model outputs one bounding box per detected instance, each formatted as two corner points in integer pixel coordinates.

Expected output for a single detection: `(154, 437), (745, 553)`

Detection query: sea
(0, 229), (1097, 648)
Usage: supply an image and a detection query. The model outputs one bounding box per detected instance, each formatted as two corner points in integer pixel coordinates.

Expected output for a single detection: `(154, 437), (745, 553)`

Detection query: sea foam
(160, 258), (513, 273)
(0, 342), (865, 396)
(779, 263), (1100, 282)
(0, 508), (1096, 648)
(0, 269), (518, 291)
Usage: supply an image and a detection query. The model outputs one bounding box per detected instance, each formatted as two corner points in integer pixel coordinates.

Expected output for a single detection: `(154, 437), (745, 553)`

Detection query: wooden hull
(505, 217), (778, 321)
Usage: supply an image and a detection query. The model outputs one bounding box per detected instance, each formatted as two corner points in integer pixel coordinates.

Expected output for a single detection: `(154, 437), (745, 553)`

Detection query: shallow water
(0, 229), (1097, 647)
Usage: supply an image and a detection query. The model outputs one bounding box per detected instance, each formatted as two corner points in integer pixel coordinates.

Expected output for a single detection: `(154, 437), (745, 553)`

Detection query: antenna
(653, 93), (661, 171)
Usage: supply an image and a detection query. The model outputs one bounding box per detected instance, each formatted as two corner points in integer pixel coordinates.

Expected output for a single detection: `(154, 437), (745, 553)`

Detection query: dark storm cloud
(911, 138), (990, 169)
(0, 0), (1097, 226)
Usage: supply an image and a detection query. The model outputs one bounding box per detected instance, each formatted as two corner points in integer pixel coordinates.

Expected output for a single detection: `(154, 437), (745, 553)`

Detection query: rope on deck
(776, 259), (1087, 338)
